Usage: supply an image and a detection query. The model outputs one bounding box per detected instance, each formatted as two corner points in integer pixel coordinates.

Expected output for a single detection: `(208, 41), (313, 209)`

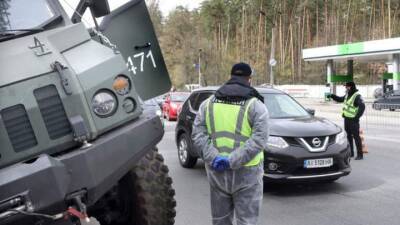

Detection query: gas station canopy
(302, 37), (400, 92)
(302, 37), (400, 62)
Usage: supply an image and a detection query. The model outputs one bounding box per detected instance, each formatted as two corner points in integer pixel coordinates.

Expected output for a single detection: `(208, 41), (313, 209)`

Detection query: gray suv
(175, 87), (351, 183)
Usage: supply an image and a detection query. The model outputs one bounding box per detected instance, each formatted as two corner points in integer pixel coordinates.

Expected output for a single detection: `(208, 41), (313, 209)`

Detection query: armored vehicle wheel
(91, 150), (176, 225)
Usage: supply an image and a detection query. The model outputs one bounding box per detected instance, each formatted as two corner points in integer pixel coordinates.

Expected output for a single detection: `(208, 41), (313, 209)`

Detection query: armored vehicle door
(99, 0), (171, 100)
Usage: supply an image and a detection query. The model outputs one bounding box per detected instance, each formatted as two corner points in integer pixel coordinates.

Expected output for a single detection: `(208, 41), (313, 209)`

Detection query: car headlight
(335, 130), (347, 145)
(92, 91), (117, 117)
(156, 109), (162, 117)
(267, 136), (289, 149)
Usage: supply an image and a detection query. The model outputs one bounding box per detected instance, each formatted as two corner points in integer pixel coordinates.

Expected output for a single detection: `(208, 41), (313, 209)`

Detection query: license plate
(304, 158), (333, 168)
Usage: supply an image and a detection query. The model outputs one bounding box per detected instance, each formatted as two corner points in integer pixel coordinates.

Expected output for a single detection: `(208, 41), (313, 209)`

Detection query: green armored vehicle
(0, 0), (175, 224)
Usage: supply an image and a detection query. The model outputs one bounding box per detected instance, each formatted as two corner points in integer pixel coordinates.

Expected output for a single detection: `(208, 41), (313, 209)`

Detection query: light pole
(261, 9), (278, 86)
(269, 26), (276, 85)
(198, 48), (202, 87)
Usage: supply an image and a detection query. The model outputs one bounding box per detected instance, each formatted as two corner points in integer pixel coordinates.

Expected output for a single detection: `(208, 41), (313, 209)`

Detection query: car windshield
(0, 0), (54, 33)
(263, 93), (310, 119)
(170, 93), (189, 102)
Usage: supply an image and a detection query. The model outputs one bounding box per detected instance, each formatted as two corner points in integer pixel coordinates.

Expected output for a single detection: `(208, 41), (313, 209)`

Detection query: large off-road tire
(91, 150), (176, 225)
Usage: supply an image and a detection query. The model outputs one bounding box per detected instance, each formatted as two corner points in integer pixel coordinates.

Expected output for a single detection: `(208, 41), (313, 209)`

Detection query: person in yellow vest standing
(192, 62), (269, 225)
(327, 81), (365, 160)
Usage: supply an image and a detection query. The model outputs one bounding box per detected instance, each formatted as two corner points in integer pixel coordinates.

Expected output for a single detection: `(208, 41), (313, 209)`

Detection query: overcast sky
(61, 0), (204, 18)
(158, 0), (204, 16)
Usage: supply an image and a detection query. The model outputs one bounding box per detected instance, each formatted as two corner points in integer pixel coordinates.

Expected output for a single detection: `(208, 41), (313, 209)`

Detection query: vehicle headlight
(267, 136), (289, 149)
(335, 130), (347, 145)
(92, 91), (117, 117)
(156, 109), (162, 117)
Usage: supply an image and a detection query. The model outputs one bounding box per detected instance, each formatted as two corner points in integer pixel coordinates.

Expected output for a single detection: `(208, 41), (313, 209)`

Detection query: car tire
(90, 150), (176, 225)
(373, 104), (381, 111)
(178, 133), (198, 168)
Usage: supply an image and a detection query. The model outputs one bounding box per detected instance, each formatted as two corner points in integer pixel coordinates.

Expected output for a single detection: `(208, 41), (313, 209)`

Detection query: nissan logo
(312, 138), (322, 147)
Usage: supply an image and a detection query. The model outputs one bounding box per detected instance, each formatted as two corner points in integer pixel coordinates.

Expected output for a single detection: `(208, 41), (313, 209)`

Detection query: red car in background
(162, 92), (190, 121)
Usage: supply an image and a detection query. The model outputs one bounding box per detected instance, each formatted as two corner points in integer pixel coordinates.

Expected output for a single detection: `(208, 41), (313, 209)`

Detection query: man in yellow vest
(328, 81), (365, 160)
(192, 62), (269, 225)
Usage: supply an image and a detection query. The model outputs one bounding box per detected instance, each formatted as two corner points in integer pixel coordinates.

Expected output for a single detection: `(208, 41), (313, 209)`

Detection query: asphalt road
(160, 120), (400, 225)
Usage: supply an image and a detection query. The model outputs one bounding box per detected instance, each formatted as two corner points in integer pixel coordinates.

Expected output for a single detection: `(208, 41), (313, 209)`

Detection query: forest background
(148, 0), (400, 89)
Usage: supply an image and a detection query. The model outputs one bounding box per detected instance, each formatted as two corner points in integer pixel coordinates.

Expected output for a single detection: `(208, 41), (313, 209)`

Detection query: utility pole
(262, 8), (279, 86)
(269, 26), (276, 85)
(198, 48), (202, 87)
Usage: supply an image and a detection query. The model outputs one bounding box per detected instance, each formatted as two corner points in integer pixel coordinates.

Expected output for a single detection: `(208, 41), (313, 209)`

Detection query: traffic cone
(359, 129), (368, 153)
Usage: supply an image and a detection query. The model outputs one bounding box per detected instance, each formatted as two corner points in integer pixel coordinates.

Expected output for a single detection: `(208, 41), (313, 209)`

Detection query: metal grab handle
(52, 61), (73, 95)
(134, 42), (151, 50)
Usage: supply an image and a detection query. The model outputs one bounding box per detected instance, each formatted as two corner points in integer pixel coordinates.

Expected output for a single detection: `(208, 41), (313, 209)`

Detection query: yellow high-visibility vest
(205, 97), (263, 167)
(343, 92), (360, 118)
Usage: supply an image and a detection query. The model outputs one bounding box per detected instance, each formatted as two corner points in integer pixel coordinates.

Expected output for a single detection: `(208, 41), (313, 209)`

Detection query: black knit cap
(231, 62), (252, 77)
(344, 81), (356, 88)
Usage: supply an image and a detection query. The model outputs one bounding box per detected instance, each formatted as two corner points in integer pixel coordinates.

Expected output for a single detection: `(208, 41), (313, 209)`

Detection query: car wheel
(178, 133), (197, 168)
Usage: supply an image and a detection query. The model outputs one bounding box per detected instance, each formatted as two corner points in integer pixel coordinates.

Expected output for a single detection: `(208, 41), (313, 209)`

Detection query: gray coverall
(192, 98), (269, 225)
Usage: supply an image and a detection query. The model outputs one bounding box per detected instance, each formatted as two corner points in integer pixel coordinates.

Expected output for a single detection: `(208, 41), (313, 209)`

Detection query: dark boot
(345, 120), (354, 157)
(352, 124), (363, 160)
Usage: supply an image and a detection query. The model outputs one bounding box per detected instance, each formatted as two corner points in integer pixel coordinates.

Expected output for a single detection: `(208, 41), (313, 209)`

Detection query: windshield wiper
(0, 33), (15, 37)
(0, 28), (45, 41)
(0, 28), (44, 34)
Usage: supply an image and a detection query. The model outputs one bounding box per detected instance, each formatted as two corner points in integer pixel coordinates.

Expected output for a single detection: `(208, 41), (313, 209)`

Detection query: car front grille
(302, 136), (327, 147)
(328, 134), (336, 145)
(34, 85), (72, 140)
(283, 137), (301, 147)
(1, 105), (38, 152)
(285, 135), (336, 147)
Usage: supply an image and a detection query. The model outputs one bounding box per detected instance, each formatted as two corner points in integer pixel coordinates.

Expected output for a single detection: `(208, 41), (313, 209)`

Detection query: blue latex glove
(212, 156), (225, 172)
(212, 156), (230, 172)
(219, 157), (230, 170)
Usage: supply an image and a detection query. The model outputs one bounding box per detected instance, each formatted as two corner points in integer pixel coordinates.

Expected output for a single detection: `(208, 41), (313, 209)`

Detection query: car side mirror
(91, 0), (110, 17)
(306, 108), (315, 116)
